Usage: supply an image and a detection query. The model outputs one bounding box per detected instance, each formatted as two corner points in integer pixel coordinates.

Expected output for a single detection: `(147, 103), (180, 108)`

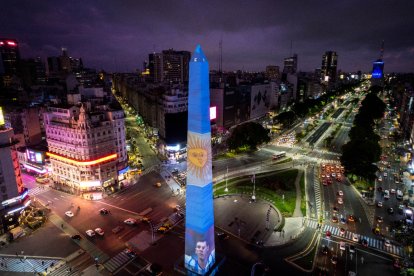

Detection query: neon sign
(46, 152), (117, 166)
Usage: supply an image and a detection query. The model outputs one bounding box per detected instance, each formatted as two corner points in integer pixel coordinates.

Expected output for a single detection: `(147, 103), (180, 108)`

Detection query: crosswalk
(104, 250), (134, 273)
(313, 169), (322, 218)
(306, 219), (406, 257)
(0, 256), (62, 274)
(28, 186), (49, 197)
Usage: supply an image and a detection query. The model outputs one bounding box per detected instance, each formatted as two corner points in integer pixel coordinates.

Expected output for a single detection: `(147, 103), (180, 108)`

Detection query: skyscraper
(321, 51), (338, 84)
(148, 49), (191, 83)
(184, 45), (215, 275)
(283, 54), (297, 74)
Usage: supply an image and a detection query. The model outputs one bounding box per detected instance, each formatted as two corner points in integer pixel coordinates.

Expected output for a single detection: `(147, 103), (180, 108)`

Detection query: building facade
(148, 49), (191, 83)
(44, 103), (127, 194)
(321, 51), (338, 85)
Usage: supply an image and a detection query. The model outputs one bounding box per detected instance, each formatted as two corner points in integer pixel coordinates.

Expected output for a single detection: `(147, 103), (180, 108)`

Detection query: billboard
(250, 84), (271, 120)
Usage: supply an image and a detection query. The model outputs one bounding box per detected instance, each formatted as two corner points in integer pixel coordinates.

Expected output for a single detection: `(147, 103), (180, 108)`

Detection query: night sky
(1, 1), (413, 73)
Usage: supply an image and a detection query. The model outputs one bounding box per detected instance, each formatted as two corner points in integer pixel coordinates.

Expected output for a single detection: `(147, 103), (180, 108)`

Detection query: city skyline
(1, 1), (413, 73)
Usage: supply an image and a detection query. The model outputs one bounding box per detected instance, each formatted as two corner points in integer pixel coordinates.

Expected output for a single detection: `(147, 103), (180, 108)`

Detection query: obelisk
(184, 45), (215, 275)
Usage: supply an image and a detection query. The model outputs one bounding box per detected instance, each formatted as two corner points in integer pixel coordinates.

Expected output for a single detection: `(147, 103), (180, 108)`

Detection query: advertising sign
(185, 225), (215, 275)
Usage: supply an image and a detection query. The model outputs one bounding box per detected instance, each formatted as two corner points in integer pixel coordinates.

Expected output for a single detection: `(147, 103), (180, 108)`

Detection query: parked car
(71, 234), (81, 240)
(86, 230), (95, 237)
(95, 228), (104, 236)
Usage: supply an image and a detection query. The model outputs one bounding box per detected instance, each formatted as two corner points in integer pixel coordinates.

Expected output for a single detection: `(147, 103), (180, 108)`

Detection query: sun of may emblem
(187, 133), (210, 180)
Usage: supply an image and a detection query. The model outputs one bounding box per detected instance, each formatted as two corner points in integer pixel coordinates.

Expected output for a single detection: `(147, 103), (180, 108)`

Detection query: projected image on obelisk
(184, 45), (215, 275)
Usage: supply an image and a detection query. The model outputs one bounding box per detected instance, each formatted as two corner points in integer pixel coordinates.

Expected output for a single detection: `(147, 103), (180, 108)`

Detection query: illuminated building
(44, 102), (127, 194)
(148, 49), (191, 83)
(0, 107), (28, 233)
(184, 45), (216, 275)
(321, 51), (338, 85)
(265, 65), (280, 81)
(0, 38), (20, 86)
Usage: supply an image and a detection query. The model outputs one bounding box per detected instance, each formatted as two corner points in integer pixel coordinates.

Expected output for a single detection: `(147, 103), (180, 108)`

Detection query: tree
(226, 122), (270, 150)
(360, 93), (386, 120)
(274, 111), (296, 127)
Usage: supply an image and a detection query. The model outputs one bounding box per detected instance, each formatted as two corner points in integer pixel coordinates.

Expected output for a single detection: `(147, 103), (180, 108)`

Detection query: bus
(272, 151), (286, 160)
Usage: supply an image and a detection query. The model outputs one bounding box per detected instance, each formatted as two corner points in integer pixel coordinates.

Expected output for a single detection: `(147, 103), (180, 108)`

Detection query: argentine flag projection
(184, 45), (215, 275)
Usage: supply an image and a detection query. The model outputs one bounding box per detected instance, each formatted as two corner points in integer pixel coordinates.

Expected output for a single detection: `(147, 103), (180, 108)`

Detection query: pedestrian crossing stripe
(305, 221), (406, 257)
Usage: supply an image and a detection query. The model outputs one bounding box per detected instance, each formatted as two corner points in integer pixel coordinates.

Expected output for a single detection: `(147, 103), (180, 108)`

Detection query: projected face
(185, 226), (215, 275)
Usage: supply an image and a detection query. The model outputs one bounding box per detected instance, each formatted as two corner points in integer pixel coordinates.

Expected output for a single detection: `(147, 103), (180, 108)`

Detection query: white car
(338, 197), (343, 205)
(95, 228), (104, 236)
(384, 172), (388, 177)
(339, 241), (346, 251)
(390, 189), (396, 194)
(338, 190), (344, 197)
(352, 233), (359, 242)
(377, 201), (383, 207)
(378, 176), (383, 182)
(124, 218), (137, 225)
(86, 230), (95, 237)
(65, 211), (74, 218)
(384, 239), (391, 247)
(384, 190), (390, 199)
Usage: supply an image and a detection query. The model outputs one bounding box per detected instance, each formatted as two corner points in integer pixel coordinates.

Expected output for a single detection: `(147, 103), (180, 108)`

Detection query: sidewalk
(265, 217), (306, 246)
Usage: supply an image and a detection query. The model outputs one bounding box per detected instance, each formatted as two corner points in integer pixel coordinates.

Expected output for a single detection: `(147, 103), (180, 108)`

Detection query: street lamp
(252, 173), (256, 201)
(224, 166), (229, 193)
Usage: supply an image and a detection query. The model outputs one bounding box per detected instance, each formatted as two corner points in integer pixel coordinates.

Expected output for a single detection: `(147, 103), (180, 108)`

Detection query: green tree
(274, 111), (296, 127)
(226, 122), (270, 150)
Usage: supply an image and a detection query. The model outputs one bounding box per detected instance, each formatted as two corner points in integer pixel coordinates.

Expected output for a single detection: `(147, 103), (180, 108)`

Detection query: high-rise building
(185, 45), (216, 275)
(0, 38), (20, 87)
(371, 41), (385, 87)
(265, 65), (280, 80)
(148, 49), (191, 83)
(283, 54), (297, 74)
(321, 51), (338, 84)
(4, 107), (43, 147)
(44, 102), (128, 195)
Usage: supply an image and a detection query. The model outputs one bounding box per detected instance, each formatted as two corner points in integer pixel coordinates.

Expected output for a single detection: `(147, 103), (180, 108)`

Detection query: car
(321, 245), (329, 255)
(141, 217), (150, 223)
(333, 206), (339, 213)
(374, 227), (381, 235)
(384, 172), (388, 177)
(338, 197), (343, 204)
(352, 233), (359, 242)
(85, 230), (95, 237)
(124, 218), (137, 225)
(332, 216), (339, 223)
(349, 245), (356, 253)
(331, 173), (336, 177)
(338, 190), (344, 197)
(331, 255), (338, 265)
(384, 239), (391, 247)
(340, 217), (347, 224)
(339, 241), (346, 251)
(340, 228), (346, 235)
(99, 208), (109, 215)
(377, 201), (383, 207)
(157, 226), (168, 233)
(124, 248), (137, 258)
(321, 174), (326, 178)
(361, 239), (368, 247)
(398, 204), (405, 215)
(377, 216), (384, 223)
(377, 186), (383, 192)
(348, 215), (355, 222)
(71, 234), (81, 240)
(65, 211), (74, 218)
(378, 176), (383, 182)
(384, 190), (390, 199)
(94, 228), (104, 236)
(326, 231), (331, 239)
(112, 226), (124, 234)
(390, 188), (396, 194)
(387, 207), (394, 215)
(322, 180), (328, 186)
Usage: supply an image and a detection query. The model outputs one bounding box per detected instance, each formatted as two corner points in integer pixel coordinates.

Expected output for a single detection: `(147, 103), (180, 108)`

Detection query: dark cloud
(1, 0), (413, 72)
